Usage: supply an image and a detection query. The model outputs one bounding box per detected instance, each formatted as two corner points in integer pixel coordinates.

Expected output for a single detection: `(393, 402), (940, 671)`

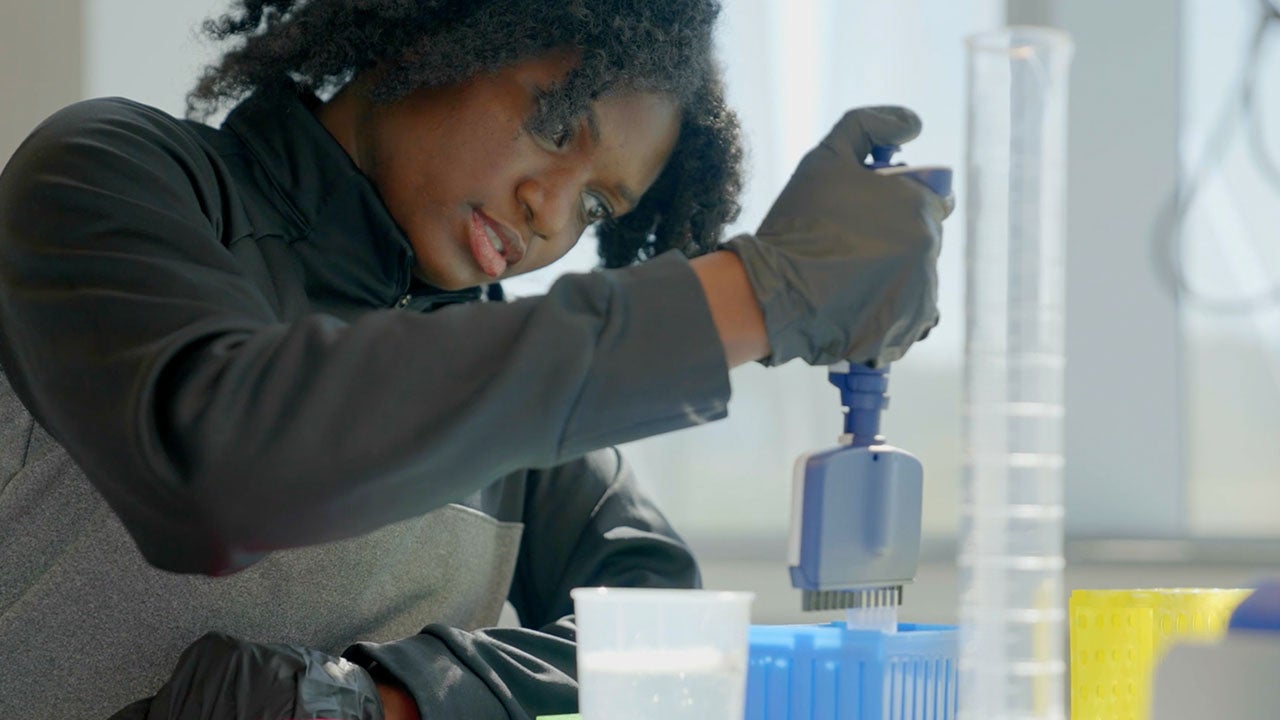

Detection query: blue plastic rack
(747, 622), (958, 720)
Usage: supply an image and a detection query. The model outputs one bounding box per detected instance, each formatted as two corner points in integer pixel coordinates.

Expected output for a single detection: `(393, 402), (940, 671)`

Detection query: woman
(0, 0), (948, 718)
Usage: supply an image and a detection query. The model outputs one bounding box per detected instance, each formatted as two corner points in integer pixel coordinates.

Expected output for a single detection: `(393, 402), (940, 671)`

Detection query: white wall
(1050, 0), (1187, 536)
(83, 0), (234, 116)
(0, 4), (82, 163)
(620, 0), (1002, 544)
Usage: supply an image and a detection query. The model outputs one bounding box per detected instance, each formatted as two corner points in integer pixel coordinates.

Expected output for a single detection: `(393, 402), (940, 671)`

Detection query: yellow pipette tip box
(1068, 587), (1252, 720)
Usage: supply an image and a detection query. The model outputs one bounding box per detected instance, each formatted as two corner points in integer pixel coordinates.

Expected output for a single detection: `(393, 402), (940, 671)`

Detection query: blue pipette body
(787, 146), (951, 612)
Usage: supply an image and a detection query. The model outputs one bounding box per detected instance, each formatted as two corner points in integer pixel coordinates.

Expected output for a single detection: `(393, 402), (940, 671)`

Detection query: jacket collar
(222, 85), (482, 311)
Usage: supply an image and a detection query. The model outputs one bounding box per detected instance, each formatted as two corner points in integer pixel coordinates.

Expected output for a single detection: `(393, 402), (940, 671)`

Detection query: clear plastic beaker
(572, 587), (754, 720)
(960, 26), (1075, 720)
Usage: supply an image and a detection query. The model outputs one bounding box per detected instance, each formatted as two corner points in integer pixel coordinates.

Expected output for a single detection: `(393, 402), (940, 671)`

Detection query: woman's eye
(528, 87), (577, 150)
(582, 192), (612, 223)
(550, 123), (574, 149)
(527, 117), (575, 152)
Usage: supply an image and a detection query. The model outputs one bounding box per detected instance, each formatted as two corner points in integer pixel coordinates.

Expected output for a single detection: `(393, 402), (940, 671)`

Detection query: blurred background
(3, 0), (1278, 625)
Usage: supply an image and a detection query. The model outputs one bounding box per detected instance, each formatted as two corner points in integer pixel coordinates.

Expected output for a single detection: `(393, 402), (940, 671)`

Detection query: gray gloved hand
(726, 106), (952, 367)
(109, 632), (384, 720)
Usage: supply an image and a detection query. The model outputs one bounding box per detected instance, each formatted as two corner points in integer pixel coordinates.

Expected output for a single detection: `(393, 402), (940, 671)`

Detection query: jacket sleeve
(341, 448), (700, 719)
(0, 98), (731, 575)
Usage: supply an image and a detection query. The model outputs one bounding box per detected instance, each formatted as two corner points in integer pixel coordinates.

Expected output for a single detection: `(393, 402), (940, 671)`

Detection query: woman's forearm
(377, 682), (421, 720)
(690, 250), (770, 368)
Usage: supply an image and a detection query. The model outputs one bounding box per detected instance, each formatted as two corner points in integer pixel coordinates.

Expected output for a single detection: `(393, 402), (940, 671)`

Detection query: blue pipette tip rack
(748, 622), (959, 720)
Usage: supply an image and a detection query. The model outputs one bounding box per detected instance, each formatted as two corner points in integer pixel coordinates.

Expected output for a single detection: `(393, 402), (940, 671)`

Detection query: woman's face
(321, 52), (682, 291)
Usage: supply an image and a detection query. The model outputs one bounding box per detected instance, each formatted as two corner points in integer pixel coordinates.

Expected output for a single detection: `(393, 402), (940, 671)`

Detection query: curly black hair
(188, 0), (743, 269)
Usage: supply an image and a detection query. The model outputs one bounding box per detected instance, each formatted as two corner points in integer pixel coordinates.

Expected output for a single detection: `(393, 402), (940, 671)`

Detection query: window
(619, 0), (1002, 541)
(1180, 0), (1280, 536)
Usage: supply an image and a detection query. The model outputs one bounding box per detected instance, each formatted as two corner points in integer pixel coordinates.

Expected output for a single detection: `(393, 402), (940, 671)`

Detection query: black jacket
(0, 88), (731, 718)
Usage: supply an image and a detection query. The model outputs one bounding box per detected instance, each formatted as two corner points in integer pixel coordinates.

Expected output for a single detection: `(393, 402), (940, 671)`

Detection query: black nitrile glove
(726, 106), (952, 367)
(109, 632), (384, 720)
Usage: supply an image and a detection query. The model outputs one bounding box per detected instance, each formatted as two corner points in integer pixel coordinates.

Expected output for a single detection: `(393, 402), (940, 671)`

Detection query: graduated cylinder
(959, 26), (1074, 720)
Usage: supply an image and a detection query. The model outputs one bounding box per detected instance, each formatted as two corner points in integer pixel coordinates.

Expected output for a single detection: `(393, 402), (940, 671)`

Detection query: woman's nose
(516, 169), (581, 240)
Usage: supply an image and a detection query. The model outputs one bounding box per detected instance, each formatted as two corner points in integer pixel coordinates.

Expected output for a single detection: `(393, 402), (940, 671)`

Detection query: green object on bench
(535, 715), (581, 720)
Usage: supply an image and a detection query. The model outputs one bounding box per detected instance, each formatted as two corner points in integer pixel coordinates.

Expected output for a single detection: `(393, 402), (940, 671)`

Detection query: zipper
(394, 288), (484, 311)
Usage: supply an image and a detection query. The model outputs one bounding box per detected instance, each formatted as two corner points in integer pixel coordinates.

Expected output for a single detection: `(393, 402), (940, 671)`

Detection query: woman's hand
(717, 106), (952, 368)
(110, 632), (385, 720)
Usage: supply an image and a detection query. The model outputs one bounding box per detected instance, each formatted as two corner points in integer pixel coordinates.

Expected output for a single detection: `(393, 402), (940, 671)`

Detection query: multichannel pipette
(786, 146), (951, 631)
(787, 362), (921, 631)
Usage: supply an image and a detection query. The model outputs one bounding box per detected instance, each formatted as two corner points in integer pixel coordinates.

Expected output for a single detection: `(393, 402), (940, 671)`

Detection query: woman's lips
(469, 209), (507, 278)
(468, 209), (525, 278)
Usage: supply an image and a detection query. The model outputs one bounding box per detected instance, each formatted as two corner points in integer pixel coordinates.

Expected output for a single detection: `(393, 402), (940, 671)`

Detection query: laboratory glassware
(959, 26), (1074, 720)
